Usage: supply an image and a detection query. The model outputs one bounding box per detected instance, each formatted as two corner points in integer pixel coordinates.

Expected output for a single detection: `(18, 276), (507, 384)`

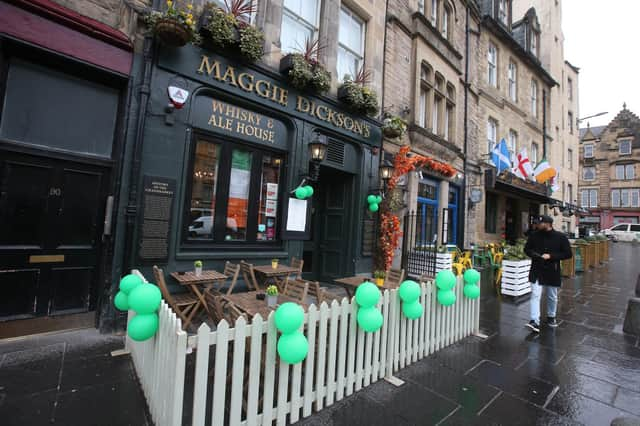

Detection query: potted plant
(194, 260), (203, 277)
(382, 114), (408, 139)
(145, 0), (200, 47)
(373, 270), (386, 287)
(266, 285), (278, 307)
(501, 240), (532, 297)
(338, 67), (379, 116)
(279, 38), (331, 94)
(201, 0), (265, 63)
(271, 258), (279, 269)
(435, 245), (452, 273)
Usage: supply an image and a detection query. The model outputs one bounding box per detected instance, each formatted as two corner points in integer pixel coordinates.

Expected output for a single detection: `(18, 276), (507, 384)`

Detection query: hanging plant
(338, 67), (379, 117)
(201, 0), (265, 63)
(280, 38), (331, 94)
(145, 1), (201, 47)
(382, 114), (408, 139)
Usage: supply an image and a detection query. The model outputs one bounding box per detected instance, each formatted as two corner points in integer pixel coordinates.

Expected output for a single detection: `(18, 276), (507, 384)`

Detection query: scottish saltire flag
(512, 148), (534, 180)
(491, 138), (512, 174)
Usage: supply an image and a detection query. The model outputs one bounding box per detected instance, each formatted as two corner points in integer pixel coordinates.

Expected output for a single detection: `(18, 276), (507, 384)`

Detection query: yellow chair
(459, 251), (473, 269)
(452, 263), (464, 276)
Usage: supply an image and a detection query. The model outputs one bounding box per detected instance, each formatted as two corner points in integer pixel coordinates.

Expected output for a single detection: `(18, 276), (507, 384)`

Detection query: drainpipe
(459, 3), (470, 249)
(542, 89), (547, 158)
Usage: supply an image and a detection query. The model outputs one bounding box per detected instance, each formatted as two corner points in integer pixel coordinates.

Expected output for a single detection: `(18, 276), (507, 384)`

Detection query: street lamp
(379, 159), (394, 182)
(308, 133), (328, 181)
(577, 111), (608, 127)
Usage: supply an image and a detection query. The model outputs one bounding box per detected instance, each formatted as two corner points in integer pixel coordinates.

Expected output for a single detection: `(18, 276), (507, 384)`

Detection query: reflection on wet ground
(298, 243), (640, 426)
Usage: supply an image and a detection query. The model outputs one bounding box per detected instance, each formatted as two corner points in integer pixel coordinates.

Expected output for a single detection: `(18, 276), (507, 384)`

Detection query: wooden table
(253, 264), (300, 289)
(224, 291), (308, 318)
(170, 270), (228, 316)
(333, 276), (391, 298)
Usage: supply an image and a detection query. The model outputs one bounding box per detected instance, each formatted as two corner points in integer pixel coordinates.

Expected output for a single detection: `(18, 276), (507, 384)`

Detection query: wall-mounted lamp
(379, 159), (394, 182)
(308, 133), (328, 181)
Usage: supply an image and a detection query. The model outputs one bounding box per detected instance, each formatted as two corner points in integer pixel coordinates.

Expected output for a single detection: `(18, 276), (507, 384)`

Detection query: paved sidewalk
(0, 328), (150, 426)
(298, 243), (640, 426)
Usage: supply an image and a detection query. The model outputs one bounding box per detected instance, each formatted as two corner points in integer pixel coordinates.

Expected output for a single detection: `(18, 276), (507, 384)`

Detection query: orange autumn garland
(377, 146), (457, 270)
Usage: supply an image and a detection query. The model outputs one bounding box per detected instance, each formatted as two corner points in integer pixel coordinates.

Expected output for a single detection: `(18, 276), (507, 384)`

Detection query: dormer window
(530, 30), (539, 57)
(498, 0), (509, 26)
(619, 139), (632, 155)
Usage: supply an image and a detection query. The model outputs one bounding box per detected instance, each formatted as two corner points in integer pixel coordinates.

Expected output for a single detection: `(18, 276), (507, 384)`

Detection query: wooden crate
(501, 259), (532, 297)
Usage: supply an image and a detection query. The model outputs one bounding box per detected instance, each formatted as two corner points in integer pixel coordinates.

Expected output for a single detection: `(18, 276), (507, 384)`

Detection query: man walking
(524, 215), (572, 332)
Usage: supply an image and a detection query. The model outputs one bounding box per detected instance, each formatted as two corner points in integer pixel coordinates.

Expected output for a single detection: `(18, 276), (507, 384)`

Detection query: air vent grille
(326, 139), (345, 165)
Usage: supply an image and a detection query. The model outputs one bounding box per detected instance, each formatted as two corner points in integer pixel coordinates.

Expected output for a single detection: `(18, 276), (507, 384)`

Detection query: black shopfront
(130, 46), (382, 290)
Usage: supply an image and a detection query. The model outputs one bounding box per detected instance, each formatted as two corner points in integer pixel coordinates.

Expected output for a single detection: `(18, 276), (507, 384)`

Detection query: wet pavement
(1, 243), (639, 426)
(298, 243), (640, 426)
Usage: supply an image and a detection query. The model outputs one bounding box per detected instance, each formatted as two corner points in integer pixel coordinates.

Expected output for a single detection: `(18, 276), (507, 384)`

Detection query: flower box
(435, 252), (452, 274)
(155, 18), (191, 47)
(501, 259), (532, 297)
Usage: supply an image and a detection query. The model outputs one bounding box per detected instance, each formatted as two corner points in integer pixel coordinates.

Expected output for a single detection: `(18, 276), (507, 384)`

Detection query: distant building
(579, 105), (640, 231)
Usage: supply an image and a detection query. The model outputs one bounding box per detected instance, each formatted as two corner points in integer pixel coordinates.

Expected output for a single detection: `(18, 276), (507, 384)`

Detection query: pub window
(281, 0), (320, 54)
(485, 192), (497, 233)
(337, 6), (365, 82)
(185, 138), (284, 244)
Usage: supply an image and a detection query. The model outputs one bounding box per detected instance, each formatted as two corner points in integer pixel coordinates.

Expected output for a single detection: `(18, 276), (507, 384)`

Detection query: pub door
(309, 166), (354, 283)
(0, 152), (109, 330)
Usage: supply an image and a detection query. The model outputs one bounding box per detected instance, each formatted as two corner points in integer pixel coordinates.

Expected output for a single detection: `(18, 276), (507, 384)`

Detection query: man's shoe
(526, 320), (540, 333)
(547, 317), (558, 328)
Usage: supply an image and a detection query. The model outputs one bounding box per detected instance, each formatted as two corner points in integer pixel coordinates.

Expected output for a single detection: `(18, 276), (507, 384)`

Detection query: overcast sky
(563, 0), (640, 128)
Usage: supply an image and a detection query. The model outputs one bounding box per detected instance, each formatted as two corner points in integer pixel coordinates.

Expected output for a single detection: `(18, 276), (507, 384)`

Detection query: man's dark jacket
(524, 229), (572, 287)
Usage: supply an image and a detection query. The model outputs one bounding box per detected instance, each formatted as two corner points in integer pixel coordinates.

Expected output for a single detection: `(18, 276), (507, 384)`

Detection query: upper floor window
(281, 0), (320, 54)
(616, 164), (635, 180)
(431, 0), (438, 27)
(487, 118), (498, 154)
(508, 61), (517, 102)
(531, 142), (538, 166)
(611, 189), (640, 208)
(418, 0), (425, 14)
(581, 189), (598, 208)
(584, 144), (594, 158)
(337, 7), (365, 82)
(530, 79), (538, 118)
(498, 0), (508, 26)
(445, 83), (456, 141)
(488, 43), (497, 87)
(567, 77), (573, 100)
(568, 111), (573, 134)
(583, 166), (596, 180)
(619, 139), (632, 155)
(442, 5), (451, 39)
(530, 30), (539, 57)
(567, 148), (573, 169)
(508, 129), (518, 160)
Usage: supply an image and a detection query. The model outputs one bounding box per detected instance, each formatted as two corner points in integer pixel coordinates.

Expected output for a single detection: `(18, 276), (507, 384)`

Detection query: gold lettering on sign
(208, 99), (276, 144)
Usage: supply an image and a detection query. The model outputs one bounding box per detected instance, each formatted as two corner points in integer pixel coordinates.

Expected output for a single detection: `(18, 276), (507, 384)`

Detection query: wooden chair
(289, 257), (304, 280)
(205, 293), (247, 324)
(240, 260), (260, 290)
(306, 280), (341, 305)
(385, 268), (405, 289)
(220, 261), (241, 295)
(153, 266), (199, 330)
(282, 277), (309, 303)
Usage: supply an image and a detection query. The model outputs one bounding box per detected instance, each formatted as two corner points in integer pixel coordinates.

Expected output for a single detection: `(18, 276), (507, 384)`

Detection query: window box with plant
(279, 38), (331, 94)
(266, 285), (278, 307)
(337, 67), (379, 117)
(200, 0), (265, 63)
(194, 260), (203, 276)
(501, 240), (532, 297)
(145, 0), (200, 47)
(373, 270), (385, 287)
(382, 114), (408, 139)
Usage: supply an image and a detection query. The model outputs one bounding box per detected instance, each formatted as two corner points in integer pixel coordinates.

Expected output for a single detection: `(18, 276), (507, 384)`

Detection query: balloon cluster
(114, 274), (162, 341)
(355, 282), (383, 332)
(275, 303), (309, 364)
(366, 195), (383, 212)
(435, 270), (457, 306)
(462, 268), (481, 299)
(295, 185), (314, 200)
(399, 280), (423, 319)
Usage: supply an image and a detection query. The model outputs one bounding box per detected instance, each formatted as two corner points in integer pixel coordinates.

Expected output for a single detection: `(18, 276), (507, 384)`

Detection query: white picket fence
(127, 273), (480, 426)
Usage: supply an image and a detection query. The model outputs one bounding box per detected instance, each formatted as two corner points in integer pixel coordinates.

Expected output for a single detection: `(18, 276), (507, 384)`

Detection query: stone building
(579, 105), (640, 231)
(472, 0), (557, 244)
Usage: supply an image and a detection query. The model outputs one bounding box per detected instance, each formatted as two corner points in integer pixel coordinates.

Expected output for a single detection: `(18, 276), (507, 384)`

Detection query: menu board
(137, 176), (176, 263)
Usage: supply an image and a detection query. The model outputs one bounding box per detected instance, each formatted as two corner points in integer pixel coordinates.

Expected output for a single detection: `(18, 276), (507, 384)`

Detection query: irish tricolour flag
(533, 158), (556, 184)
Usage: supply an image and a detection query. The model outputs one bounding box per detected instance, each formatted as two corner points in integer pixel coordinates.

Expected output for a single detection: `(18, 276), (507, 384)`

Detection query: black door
(0, 152), (109, 320)
(313, 167), (354, 282)
(505, 197), (519, 243)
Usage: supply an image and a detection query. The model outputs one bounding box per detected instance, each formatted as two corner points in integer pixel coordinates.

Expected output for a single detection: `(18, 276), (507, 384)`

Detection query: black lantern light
(379, 159), (394, 182)
(308, 133), (328, 181)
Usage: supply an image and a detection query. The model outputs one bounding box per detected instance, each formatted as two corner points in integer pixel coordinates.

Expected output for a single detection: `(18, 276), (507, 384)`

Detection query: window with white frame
(281, 0), (320, 54)
(568, 111), (573, 134)
(567, 77), (573, 100)
(617, 164), (635, 180)
(418, 0), (425, 14)
(616, 165), (625, 180)
(581, 189), (598, 208)
(433, 94), (441, 134)
(530, 30), (539, 57)
(337, 7), (365, 82)
(442, 5), (450, 39)
(530, 79), (538, 118)
(611, 189), (620, 207)
(487, 118), (497, 154)
(431, 0), (438, 27)
(634, 190), (640, 208)
(531, 142), (538, 166)
(619, 139), (632, 155)
(488, 43), (497, 87)
(508, 62), (517, 102)
(445, 83), (455, 141)
(568, 148), (573, 169)
(419, 89), (427, 128)
(583, 166), (596, 180)
(610, 189), (639, 207)
(498, 0), (508, 25)
(584, 144), (594, 158)
(508, 129), (517, 160)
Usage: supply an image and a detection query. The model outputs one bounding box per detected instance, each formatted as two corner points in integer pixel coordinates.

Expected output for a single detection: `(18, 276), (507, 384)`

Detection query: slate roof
(579, 125), (606, 141)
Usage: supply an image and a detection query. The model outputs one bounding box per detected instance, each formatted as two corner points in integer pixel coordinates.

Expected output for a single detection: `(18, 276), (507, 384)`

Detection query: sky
(563, 0), (640, 128)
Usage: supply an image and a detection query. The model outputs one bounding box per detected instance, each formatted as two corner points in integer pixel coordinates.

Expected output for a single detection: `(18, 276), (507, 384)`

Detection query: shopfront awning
(486, 169), (552, 203)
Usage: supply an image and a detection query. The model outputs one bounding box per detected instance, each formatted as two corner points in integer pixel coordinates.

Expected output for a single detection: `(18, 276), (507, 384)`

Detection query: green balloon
(114, 291), (129, 311)
(357, 306), (383, 332)
(355, 282), (381, 308)
(275, 302), (304, 334)
(128, 284), (162, 314)
(463, 284), (480, 299)
(435, 270), (456, 291)
(119, 274), (143, 295)
(398, 280), (421, 303)
(376, 195), (383, 204)
(305, 186), (314, 197)
(463, 268), (481, 286)
(368, 203), (379, 212)
(128, 313), (159, 341)
(367, 194), (377, 204)
(437, 289), (457, 306)
(402, 301), (424, 319)
(295, 187), (307, 199)
(277, 332), (309, 364)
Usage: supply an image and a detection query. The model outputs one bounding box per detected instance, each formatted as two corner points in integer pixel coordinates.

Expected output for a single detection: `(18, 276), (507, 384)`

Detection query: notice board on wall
(281, 197), (313, 240)
(137, 176), (176, 264)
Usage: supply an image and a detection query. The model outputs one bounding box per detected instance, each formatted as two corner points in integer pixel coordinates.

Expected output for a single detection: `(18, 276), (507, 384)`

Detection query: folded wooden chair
(154, 265), (199, 330)
(220, 261), (241, 295)
(289, 257), (304, 280)
(240, 260), (260, 290)
(385, 268), (405, 289)
(282, 277), (309, 303)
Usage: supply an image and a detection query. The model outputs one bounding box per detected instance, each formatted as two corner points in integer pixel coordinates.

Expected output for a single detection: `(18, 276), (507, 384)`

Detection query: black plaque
(137, 176), (176, 263)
